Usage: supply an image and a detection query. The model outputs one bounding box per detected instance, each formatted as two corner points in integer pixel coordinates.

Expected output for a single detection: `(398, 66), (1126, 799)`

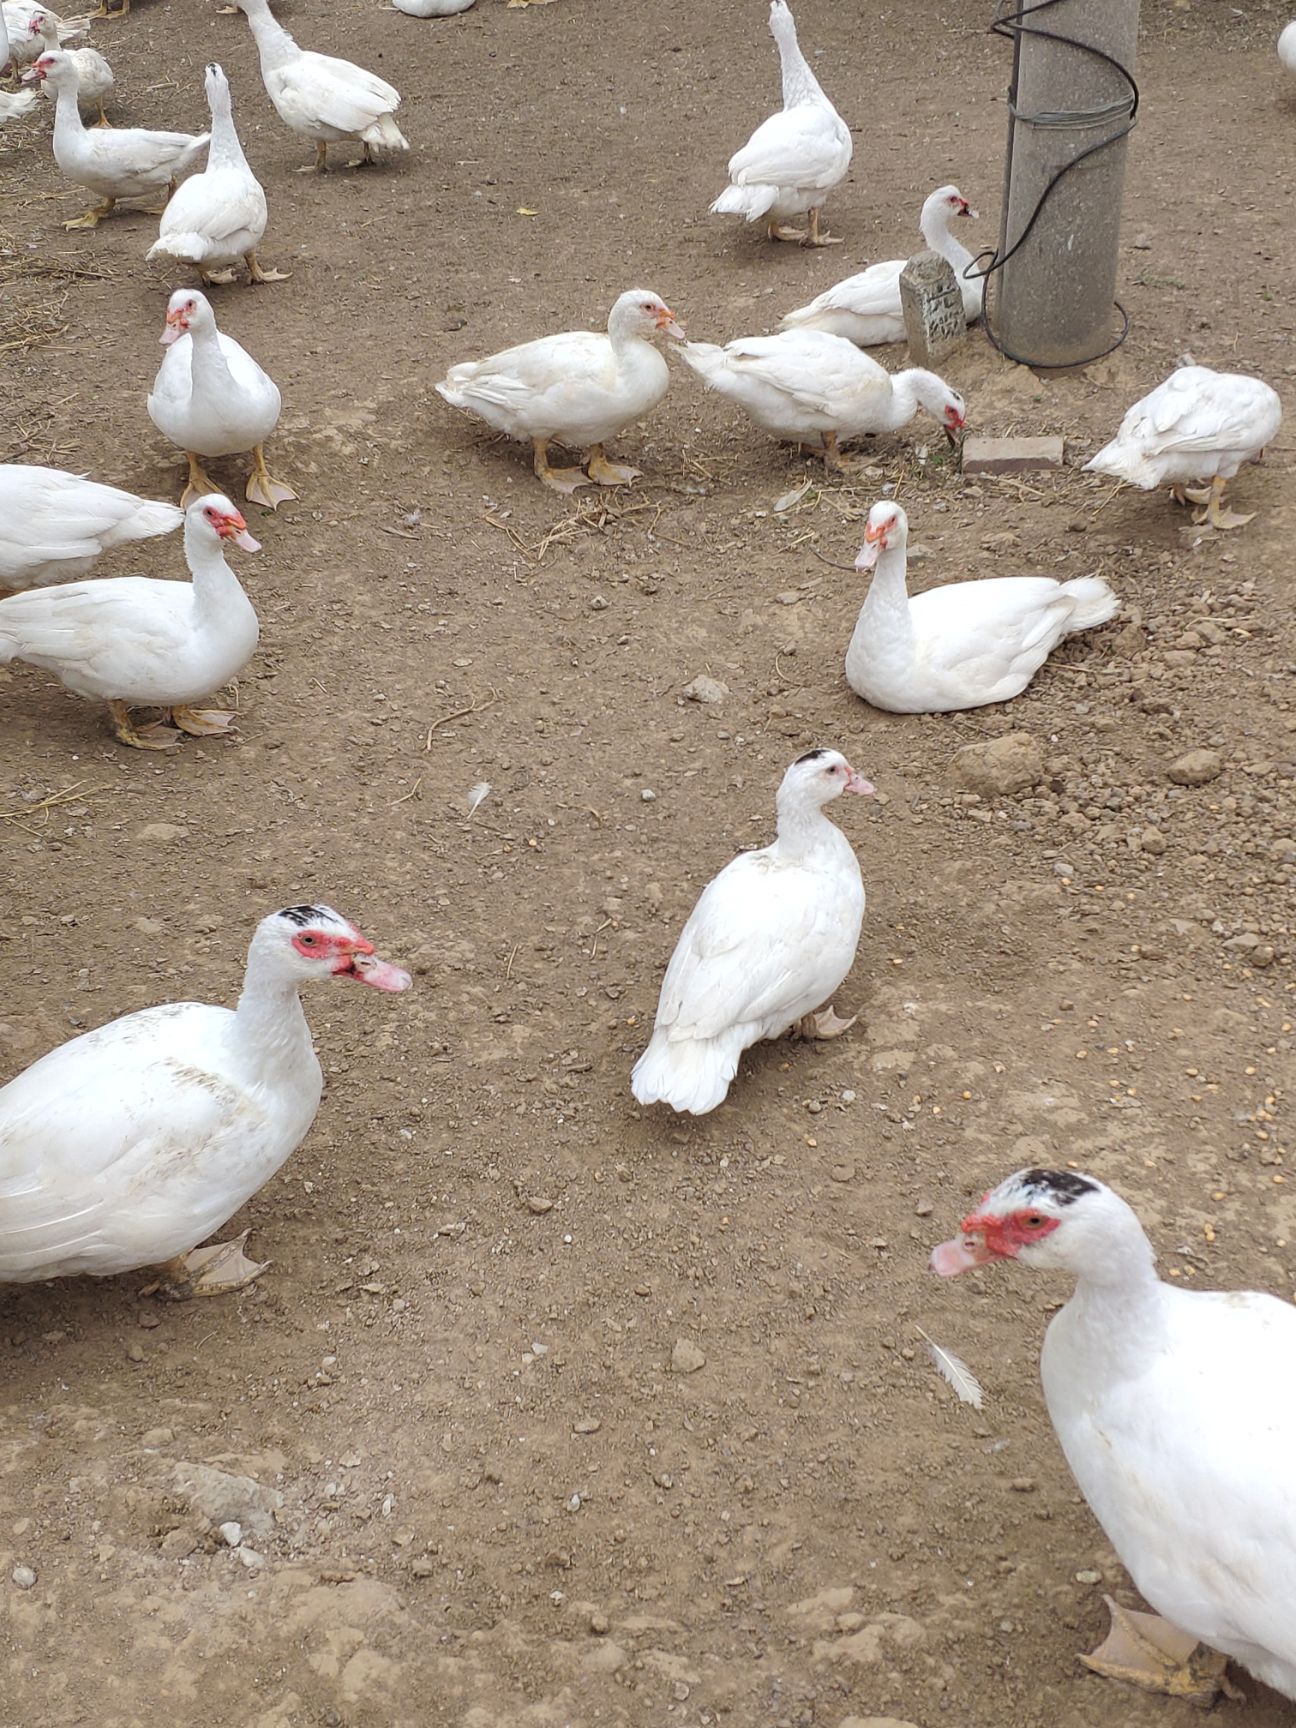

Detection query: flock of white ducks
(1, 1), (1294, 1707)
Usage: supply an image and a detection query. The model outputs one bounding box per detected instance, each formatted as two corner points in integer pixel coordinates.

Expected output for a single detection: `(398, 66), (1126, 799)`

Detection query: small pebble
(11, 1565), (36, 1590)
(1075, 1569), (1103, 1585)
(218, 1521), (242, 1547)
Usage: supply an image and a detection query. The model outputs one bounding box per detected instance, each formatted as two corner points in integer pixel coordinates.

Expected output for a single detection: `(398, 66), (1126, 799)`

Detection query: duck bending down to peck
(436, 289), (685, 494)
(711, 0), (851, 247)
(1083, 364), (1281, 531)
(0, 905), (411, 1297)
(679, 328), (965, 471)
(632, 749), (872, 1116)
(932, 1168), (1296, 1705)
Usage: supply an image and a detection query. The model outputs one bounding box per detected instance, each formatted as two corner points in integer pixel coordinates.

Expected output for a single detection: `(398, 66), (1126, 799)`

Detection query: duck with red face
(931, 1168), (1296, 1705)
(0, 492), (260, 749)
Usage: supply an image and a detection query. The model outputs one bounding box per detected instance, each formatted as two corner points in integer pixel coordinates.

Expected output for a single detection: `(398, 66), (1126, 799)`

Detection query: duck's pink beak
(843, 768), (875, 796)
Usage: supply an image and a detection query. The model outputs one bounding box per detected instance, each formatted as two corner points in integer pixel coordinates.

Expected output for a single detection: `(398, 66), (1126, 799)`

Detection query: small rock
(830, 1163), (855, 1183)
(1167, 748), (1222, 787)
(948, 731), (1043, 797)
(671, 1338), (706, 1375)
(589, 1609), (610, 1634)
(160, 1528), (197, 1559)
(218, 1521), (243, 1547)
(1137, 826), (1167, 855)
(961, 434), (1065, 476)
(236, 1546), (264, 1570)
(1075, 1569), (1103, 1585)
(410, 1557), (437, 1578)
(683, 675), (729, 706)
(140, 1427), (174, 1448)
(573, 1418), (601, 1435)
(527, 1197), (554, 1215)
(11, 1565), (36, 1590)
(136, 822), (188, 843)
(168, 1462), (283, 1538)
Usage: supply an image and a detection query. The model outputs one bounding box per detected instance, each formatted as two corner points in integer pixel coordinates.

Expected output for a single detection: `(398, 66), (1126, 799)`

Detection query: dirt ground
(1, 0), (1294, 1723)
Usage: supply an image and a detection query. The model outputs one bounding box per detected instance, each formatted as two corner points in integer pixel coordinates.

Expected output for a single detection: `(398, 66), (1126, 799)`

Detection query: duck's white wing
(716, 333), (871, 416)
(159, 164), (265, 248)
(655, 852), (845, 1041)
(1051, 1289), (1296, 1672)
(0, 1004), (240, 1277)
(798, 260), (904, 321)
(274, 52), (400, 133)
(442, 331), (612, 413)
(0, 468), (180, 567)
(1119, 367), (1278, 457)
(0, 577), (192, 668)
(728, 105), (845, 190)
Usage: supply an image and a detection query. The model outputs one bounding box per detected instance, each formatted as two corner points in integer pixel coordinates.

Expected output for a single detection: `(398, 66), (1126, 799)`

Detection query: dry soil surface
(1, 1), (1295, 1725)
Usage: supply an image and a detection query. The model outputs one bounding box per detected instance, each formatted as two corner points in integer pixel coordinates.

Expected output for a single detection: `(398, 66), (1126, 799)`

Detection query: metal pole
(991, 0), (1139, 368)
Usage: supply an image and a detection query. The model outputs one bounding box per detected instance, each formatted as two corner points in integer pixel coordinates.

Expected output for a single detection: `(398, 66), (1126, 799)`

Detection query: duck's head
(260, 905), (413, 993)
(854, 500), (908, 570)
(939, 387), (968, 444)
(27, 12), (51, 39)
(931, 1168), (1151, 1282)
(187, 492), (261, 553)
(612, 289), (686, 343)
(778, 748), (874, 810)
(204, 61), (231, 106)
(928, 184), (978, 223)
(160, 288), (216, 345)
(21, 48), (71, 85)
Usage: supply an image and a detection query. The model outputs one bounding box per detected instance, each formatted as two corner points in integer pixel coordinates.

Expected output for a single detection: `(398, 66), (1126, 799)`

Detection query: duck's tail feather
(1060, 575), (1121, 632)
(631, 1030), (739, 1117)
(710, 182), (778, 222)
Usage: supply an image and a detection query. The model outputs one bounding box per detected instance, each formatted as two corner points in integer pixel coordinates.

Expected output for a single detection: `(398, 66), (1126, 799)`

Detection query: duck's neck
(240, 0), (299, 74)
(886, 368), (947, 432)
(773, 791), (839, 860)
(919, 205), (973, 276)
(773, 12), (827, 108)
(857, 540), (915, 646)
(49, 76), (86, 144)
(207, 83), (250, 171)
(37, 19), (59, 51)
(232, 936), (315, 1078)
(186, 315), (238, 399)
(1053, 1229), (1163, 1368)
(183, 522), (250, 632)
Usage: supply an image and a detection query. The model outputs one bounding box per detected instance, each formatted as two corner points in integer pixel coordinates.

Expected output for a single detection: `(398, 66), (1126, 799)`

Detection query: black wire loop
(970, 0), (1140, 368)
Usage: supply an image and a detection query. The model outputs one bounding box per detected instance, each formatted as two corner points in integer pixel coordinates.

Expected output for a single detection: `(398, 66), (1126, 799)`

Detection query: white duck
(147, 62), (286, 286)
(1083, 364), (1282, 531)
(632, 749), (872, 1116)
(0, 904), (411, 1296)
(29, 7), (111, 123)
(0, 464), (180, 592)
(228, 0), (407, 172)
(846, 500), (1118, 713)
(148, 288), (296, 509)
(781, 185), (982, 346)
(711, 0), (851, 247)
(436, 289), (685, 493)
(2, 1), (84, 70)
(0, 492), (259, 749)
(0, 87), (38, 122)
(932, 1168), (1296, 1704)
(1280, 19), (1296, 70)
(678, 328), (966, 470)
(25, 50), (208, 229)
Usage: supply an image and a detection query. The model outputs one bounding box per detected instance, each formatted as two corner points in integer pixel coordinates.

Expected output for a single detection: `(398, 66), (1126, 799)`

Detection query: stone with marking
(899, 249), (968, 367)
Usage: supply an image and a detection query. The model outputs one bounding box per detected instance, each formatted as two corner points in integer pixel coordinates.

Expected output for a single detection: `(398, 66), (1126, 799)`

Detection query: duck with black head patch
(933, 1168), (1296, 1705)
